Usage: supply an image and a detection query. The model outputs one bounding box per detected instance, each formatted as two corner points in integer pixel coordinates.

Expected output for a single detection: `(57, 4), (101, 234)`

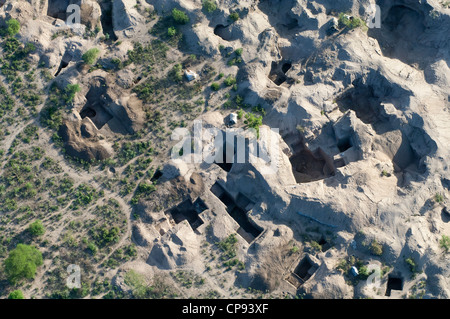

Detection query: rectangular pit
(165, 198), (207, 231)
(287, 255), (318, 287)
(210, 182), (262, 243)
(385, 275), (403, 296)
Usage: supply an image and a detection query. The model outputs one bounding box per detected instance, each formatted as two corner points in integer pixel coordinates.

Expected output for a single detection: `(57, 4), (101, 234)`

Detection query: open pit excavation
(0, 0), (449, 304)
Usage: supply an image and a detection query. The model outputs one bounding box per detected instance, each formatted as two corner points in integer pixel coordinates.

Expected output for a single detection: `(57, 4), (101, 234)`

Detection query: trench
(165, 198), (207, 231)
(99, 0), (118, 41)
(336, 80), (423, 172)
(54, 50), (73, 76)
(289, 140), (335, 184)
(269, 60), (292, 86)
(210, 182), (262, 243)
(79, 79), (113, 130)
(367, 4), (435, 69)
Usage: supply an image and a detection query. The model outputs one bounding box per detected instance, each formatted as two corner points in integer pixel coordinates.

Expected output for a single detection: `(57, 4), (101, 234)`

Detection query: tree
(8, 290), (25, 299)
(172, 8), (189, 25)
(4, 244), (43, 284)
(6, 19), (20, 37)
(82, 48), (100, 65)
(28, 220), (45, 237)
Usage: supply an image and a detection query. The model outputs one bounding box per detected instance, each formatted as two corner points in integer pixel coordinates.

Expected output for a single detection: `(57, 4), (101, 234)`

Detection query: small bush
(172, 8), (189, 25)
(224, 75), (236, 86)
(167, 26), (177, 37)
(338, 13), (366, 30)
(211, 82), (220, 91)
(440, 235), (450, 253)
(234, 48), (243, 56)
(6, 19), (20, 37)
(202, 0), (217, 13)
(435, 193), (444, 203)
(369, 240), (383, 256)
(229, 12), (239, 22)
(82, 48), (100, 65)
(28, 220), (45, 237)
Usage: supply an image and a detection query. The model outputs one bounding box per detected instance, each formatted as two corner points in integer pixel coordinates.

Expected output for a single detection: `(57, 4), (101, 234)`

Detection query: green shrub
(229, 12), (239, 22)
(211, 82), (220, 91)
(224, 75), (236, 86)
(435, 193), (444, 203)
(358, 265), (371, 280)
(169, 63), (183, 82)
(172, 8), (189, 25)
(8, 290), (24, 299)
(6, 19), (20, 37)
(234, 48), (243, 56)
(405, 257), (418, 273)
(82, 48), (100, 65)
(167, 26), (177, 37)
(338, 13), (366, 30)
(202, 0), (217, 13)
(440, 235), (450, 253)
(28, 220), (45, 237)
(87, 242), (98, 255)
(4, 244), (43, 284)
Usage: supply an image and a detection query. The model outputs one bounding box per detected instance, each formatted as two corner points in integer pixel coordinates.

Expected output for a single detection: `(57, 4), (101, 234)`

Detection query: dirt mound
(59, 116), (113, 162)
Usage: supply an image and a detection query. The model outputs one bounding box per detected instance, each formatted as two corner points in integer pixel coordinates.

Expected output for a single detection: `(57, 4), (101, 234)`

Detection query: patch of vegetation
(90, 225), (120, 248)
(369, 240), (383, 256)
(336, 255), (374, 283)
(169, 63), (183, 82)
(216, 234), (241, 269)
(70, 184), (102, 210)
(244, 112), (263, 138)
(172, 270), (205, 288)
(409, 280), (426, 299)
(405, 257), (421, 278)
(125, 271), (177, 298)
